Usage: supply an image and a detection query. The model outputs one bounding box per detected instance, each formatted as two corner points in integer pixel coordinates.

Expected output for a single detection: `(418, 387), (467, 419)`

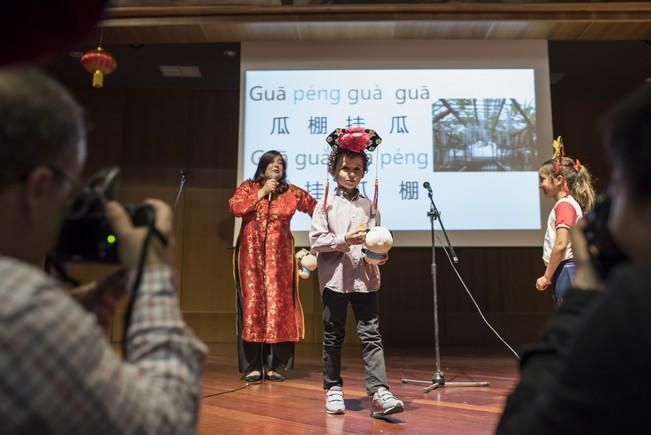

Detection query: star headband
(551, 136), (565, 174)
(552, 136), (582, 173)
(325, 127), (382, 153)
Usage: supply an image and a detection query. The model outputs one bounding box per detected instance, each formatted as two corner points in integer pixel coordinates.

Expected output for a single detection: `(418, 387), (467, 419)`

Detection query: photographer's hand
(105, 199), (175, 269)
(572, 219), (603, 290)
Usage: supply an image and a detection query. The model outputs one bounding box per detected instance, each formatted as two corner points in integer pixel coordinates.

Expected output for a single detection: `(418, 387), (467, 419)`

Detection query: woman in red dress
(229, 150), (317, 382)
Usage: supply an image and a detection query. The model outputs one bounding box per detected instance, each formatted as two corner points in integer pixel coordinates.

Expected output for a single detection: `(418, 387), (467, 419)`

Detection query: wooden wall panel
(550, 90), (621, 194)
(180, 186), (233, 312)
(184, 313), (236, 343)
(378, 247), (551, 349)
(186, 90), (239, 173)
(74, 90), (127, 176)
(121, 90), (192, 177)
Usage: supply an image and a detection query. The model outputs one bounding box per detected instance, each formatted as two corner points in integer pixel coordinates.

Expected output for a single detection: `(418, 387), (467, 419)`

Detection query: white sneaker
(325, 386), (345, 414)
(371, 387), (404, 418)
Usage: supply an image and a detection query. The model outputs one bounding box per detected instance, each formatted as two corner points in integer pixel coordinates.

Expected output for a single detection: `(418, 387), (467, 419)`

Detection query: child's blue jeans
(552, 260), (576, 305)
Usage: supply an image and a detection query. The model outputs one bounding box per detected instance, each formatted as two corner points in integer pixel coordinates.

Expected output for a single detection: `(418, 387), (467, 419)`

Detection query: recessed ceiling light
(223, 50), (238, 57)
(159, 65), (202, 78)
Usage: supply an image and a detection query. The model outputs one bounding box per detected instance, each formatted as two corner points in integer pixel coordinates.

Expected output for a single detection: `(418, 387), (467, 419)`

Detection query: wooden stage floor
(198, 344), (519, 434)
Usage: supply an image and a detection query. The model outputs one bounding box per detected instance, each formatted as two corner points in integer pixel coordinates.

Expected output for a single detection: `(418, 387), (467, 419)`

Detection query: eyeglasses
(46, 165), (80, 188)
(45, 165), (85, 203)
(18, 165), (84, 204)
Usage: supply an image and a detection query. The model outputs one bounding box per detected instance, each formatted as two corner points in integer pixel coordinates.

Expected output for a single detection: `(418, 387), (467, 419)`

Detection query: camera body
(52, 202), (153, 263)
(582, 194), (629, 279)
(48, 167), (153, 264)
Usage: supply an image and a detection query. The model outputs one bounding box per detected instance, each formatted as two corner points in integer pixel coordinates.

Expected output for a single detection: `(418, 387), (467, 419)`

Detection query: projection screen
(237, 41), (553, 247)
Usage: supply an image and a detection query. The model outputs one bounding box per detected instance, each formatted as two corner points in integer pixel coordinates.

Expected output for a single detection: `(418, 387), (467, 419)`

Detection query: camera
(48, 167), (154, 263)
(582, 194), (629, 279)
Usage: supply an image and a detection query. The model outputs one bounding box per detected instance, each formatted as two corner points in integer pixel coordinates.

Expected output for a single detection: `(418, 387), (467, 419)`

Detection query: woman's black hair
(253, 150), (289, 195)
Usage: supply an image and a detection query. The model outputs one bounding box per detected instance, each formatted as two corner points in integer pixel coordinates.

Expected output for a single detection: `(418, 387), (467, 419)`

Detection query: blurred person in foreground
(497, 84), (651, 434)
(0, 67), (206, 434)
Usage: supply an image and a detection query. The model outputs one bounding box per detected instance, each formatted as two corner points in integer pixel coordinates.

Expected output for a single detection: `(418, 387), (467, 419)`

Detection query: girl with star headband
(536, 136), (596, 305)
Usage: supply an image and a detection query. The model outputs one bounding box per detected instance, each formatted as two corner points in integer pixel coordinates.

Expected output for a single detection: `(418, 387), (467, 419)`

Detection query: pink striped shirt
(309, 188), (381, 294)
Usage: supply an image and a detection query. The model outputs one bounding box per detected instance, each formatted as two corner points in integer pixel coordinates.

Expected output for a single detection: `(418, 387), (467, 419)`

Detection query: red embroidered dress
(229, 180), (316, 343)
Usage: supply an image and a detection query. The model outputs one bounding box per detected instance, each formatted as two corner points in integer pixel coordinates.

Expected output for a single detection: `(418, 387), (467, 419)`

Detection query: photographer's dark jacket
(497, 263), (651, 435)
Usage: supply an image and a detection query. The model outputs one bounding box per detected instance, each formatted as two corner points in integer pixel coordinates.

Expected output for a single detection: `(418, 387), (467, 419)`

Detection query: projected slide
(241, 68), (541, 235)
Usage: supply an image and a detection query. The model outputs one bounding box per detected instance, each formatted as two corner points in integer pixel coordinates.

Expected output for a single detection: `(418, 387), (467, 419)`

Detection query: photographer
(0, 68), (206, 433)
(497, 85), (651, 434)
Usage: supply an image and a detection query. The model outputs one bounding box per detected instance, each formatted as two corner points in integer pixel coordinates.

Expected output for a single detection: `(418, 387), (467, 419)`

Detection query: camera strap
(120, 217), (169, 358)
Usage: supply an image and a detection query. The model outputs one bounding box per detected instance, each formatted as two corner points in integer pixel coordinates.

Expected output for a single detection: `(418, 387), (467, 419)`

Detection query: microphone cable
(201, 380), (263, 399)
(436, 234), (521, 360)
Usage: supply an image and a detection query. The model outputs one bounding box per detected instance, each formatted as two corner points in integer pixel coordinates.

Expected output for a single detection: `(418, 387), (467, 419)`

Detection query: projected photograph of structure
(432, 98), (537, 171)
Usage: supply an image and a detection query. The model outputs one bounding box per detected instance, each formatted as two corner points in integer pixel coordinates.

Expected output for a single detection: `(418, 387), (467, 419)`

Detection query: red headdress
(326, 127), (382, 153)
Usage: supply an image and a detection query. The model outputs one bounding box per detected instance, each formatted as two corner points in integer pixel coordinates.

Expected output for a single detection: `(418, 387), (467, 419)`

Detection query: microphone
(423, 181), (432, 193)
(268, 173), (281, 201)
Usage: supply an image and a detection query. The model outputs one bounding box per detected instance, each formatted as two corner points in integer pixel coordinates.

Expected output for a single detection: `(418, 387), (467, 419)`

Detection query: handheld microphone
(268, 173), (281, 201)
(423, 181), (432, 193)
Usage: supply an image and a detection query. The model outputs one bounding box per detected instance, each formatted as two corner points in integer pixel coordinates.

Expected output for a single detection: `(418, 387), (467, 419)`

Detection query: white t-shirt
(542, 195), (583, 265)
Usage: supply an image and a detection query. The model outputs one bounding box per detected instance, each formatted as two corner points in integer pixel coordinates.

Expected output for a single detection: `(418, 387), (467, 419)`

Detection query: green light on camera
(106, 234), (117, 244)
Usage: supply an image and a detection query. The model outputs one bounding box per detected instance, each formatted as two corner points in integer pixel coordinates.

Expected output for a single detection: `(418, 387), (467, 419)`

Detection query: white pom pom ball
(364, 226), (393, 254)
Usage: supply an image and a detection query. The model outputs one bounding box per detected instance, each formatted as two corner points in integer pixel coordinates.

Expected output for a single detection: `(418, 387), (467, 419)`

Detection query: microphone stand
(174, 168), (187, 210)
(401, 187), (489, 392)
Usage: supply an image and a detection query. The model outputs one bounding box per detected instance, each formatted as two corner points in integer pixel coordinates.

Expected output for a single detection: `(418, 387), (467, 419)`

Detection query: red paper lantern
(80, 46), (117, 88)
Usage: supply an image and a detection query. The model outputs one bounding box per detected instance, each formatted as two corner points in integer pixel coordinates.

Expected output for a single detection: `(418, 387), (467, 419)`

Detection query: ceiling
(42, 1), (651, 93)
(99, 1), (651, 43)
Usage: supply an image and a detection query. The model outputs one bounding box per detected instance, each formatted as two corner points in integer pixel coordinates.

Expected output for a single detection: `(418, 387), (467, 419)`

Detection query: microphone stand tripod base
(401, 372), (489, 393)
(402, 191), (489, 395)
